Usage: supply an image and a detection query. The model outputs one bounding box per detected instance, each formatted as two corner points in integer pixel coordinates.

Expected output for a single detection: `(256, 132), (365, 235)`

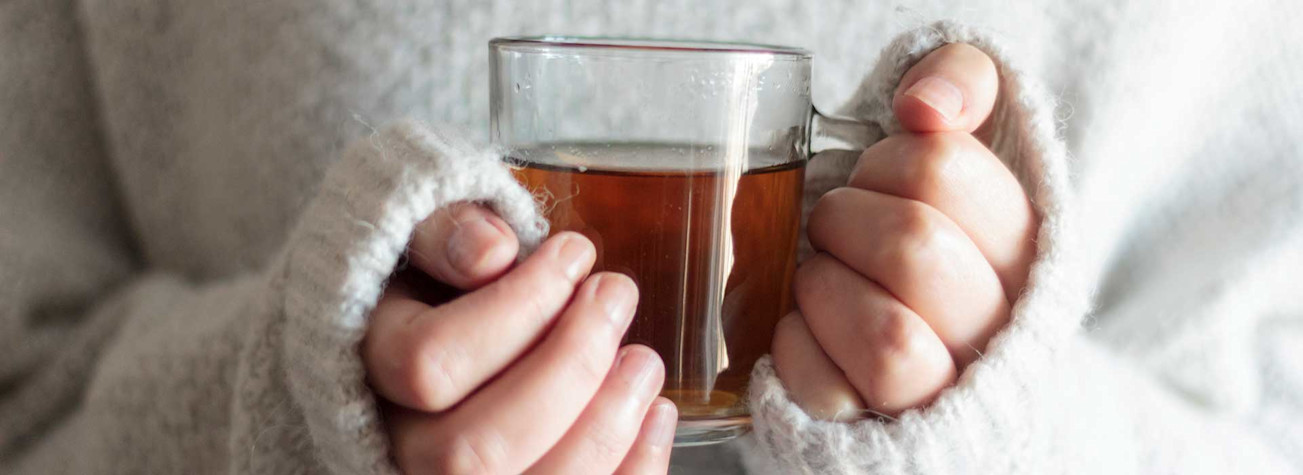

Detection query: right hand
(771, 44), (1037, 421)
(362, 203), (677, 474)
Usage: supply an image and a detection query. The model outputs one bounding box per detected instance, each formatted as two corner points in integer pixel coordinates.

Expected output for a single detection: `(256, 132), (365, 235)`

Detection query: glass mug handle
(808, 106), (881, 155)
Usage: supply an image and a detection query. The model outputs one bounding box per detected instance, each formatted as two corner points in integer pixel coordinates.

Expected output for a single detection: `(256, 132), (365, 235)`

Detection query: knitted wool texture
(4, 0), (1302, 473)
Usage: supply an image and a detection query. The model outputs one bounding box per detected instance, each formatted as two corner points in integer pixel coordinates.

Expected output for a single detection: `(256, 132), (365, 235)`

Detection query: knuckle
(881, 200), (944, 267)
(560, 331), (616, 383)
(505, 261), (547, 293)
(522, 283), (556, 322)
(580, 422), (634, 464)
(436, 431), (508, 475)
(867, 306), (929, 379)
(900, 134), (964, 197)
(496, 265), (571, 322)
(573, 346), (615, 384)
(882, 200), (966, 286)
(406, 334), (464, 411)
(536, 263), (577, 301)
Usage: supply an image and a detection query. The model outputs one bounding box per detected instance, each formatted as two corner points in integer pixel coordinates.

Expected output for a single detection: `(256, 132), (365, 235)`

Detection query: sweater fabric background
(1, 0), (1301, 473)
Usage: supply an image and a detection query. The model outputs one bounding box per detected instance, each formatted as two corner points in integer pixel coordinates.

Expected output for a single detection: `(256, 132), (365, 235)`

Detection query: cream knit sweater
(2, 0), (1301, 473)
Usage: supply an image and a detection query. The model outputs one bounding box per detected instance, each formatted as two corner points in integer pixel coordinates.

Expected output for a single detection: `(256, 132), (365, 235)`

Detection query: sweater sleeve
(742, 21), (1301, 474)
(2, 117), (547, 473)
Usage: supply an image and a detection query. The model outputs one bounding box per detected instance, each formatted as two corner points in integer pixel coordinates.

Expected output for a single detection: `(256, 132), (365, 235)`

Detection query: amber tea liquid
(511, 143), (804, 424)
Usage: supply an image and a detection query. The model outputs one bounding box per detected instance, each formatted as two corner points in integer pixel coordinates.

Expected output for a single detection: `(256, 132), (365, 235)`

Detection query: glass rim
(490, 36), (812, 58)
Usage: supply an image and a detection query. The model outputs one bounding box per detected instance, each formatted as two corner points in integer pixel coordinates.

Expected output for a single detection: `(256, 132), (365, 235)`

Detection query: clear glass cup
(490, 37), (813, 446)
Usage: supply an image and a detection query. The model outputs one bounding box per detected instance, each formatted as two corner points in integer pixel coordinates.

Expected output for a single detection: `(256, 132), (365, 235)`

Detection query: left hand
(772, 44), (1041, 420)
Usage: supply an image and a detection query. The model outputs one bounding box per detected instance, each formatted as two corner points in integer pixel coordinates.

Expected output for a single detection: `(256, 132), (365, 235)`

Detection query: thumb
(892, 43), (999, 134)
(408, 202), (520, 290)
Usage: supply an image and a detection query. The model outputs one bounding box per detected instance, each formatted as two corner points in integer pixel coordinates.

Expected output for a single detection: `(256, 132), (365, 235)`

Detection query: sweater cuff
(277, 120), (546, 474)
(745, 21), (1086, 473)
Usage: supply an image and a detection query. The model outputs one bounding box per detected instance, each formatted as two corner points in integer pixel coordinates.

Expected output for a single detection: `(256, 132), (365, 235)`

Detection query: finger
(408, 202), (519, 290)
(526, 345), (665, 474)
(794, 254), (956, 415)
(363, 232), (596, 411)
(392, 273), (639, 474)
(807, 188), (1008, 367)
(771, 312), (867, 421)
(848, 132), (1038, 299)
(893, 43), (999, 133)
(613, 398), (677, 475)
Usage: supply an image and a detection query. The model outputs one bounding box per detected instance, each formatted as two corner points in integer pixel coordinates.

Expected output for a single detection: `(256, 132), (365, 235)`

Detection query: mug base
(673, 416), (751, 446)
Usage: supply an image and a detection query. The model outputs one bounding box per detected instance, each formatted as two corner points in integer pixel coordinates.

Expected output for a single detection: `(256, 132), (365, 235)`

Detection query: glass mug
(490, 37), (866, 445)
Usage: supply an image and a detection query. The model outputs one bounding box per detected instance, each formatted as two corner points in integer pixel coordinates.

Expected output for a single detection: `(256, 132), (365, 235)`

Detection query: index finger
(364, 232), (596, 412)
(892, 43), (999, 133)
(393, 272), (640, 474)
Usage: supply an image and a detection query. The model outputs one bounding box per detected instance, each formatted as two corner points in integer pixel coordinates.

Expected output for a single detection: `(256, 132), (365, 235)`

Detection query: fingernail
(644, 401), (678, 448)
(556, 234), (595, 282)
(904, 76), (964, 122)
(446, 218), (507, 275)
(593, 274), (637, 325)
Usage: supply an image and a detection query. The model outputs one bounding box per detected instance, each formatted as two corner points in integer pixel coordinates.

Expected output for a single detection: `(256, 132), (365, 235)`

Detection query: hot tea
(511, 143), (804, 422)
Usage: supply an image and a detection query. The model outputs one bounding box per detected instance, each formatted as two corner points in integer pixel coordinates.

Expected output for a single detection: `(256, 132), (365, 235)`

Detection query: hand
(772, 44), (1040, 420)
(363, 204), (677, 474)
